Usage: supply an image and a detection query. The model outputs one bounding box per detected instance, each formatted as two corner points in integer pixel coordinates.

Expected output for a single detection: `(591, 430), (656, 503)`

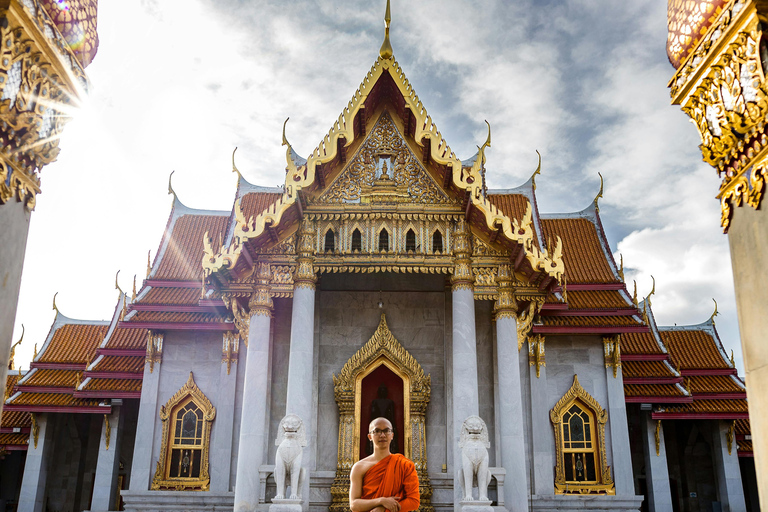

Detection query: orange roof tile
(622, 332), (665, 355)
(7, 392), (102, 408)
(738, 440), (753, 452)
(104, 327), (146, 350)
(659, 329), (730, 370)
(137, 287), (201, 306)
(1, 411), (31, 428)
(23, 369), (79, 388)
(128, 311), (227, 324)
(735, 419), (751, 435)
(661, 399), (749, 414)
(622, 361), (676, 378)
(38, 323), (108, 364)
(540, 218), (617, 283)
(92, 356), (145, 373)
(566, 290), (631, 309)
(5, 374), (21, 390)
(624, 384), (686, 397)
(153, 214), (229, 281)
(539, 315), (642, 327)
(83, 379), (142, 392)
(0, 433), (28, 446)
(688, 375), (744, 394)
(241, 191), (283, 226)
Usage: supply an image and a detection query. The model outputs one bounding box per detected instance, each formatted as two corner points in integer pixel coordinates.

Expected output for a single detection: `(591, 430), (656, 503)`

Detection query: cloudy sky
(10, 0), (741, 372)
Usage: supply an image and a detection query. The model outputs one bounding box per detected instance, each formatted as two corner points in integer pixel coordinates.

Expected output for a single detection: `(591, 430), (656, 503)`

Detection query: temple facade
(0, 3), (761, 512)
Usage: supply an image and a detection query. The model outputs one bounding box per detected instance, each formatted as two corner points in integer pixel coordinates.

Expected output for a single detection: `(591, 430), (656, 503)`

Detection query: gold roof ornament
(593, 172), (604, 213)
(146, 250), (152, 279)
(709, 298), (719, 325)
(646, 275), (656, 308)
(232, 147), (242, 181)
(379, 0), (393, 60)
(132, 275), (137, 302)
(168, 171), (177, 201)
(632, 280), (638, 308)
(52, 292), (60, 318)
(8, 325), (24, 371)
(618, 254), (624, 281)
(115, 270), (123, 297)
(531, 150), (542, 190)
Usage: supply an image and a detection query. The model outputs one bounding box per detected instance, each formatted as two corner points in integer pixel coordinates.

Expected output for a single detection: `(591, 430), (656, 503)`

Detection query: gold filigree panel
(320, 111), (454, 205)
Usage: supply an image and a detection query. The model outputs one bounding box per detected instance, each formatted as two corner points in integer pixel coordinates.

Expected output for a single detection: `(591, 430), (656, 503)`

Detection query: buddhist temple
(0, 1), (761, 512)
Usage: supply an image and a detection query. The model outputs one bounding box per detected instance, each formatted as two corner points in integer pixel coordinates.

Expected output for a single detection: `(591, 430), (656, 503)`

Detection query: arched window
(379, 230), (389, 252)
(405, 229), (416, 252)
(351, 229), (362, 252)
(324, 230), (335, 252)
(550, 375), (614, 495)
(152, 372), (216, 491)
(432, 230), (443, 254)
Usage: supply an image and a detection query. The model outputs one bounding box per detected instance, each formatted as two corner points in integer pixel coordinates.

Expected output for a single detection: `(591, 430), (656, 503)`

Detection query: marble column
(528, 336), (553, 497)
(90, 407), (123, 511)
(210, 332), (239, 492)
(0, 201), (31, 418)
(641, 413), (673, 512)
(712, 420), (747, 512)
(494, 265), (528, 511)
(128, 332), (163, 491)
(18, 413), (54, 512)
(234, 262), (273, 512)
(284, 217), (317, 508)
(451, 219), (480, 506)
(603, 336), (634, 496)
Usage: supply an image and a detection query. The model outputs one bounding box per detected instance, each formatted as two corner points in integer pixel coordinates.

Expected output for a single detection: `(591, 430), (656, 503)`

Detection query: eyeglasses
(370, 428), (393, 435)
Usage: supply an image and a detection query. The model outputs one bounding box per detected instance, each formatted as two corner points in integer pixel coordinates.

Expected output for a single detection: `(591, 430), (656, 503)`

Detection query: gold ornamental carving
(320, 112), (453, 205)
(451, 218), (474, 291)
(331, 314), (433, 512)
(222, 332), (239, 375)
(528, 334), (545, 378)
(494, 264), (518, 321)
(655, 420), (662, 456)
(104, 414), (111, 450)
(727, 420), (736, 455)
(517, 301), (537, 351)
(249, 261), (273, 317)
(0, 1), (89, 211)
(146, 331), (164, 374)
(603, 335), (621, 378)
(294, 217), (317, 289)
(152, 372), (216, 491)
(202, 52), (565, 286)
(30, 412), (39, 449)
(550, 375), (615, 495)
(223, 296), (250, 346)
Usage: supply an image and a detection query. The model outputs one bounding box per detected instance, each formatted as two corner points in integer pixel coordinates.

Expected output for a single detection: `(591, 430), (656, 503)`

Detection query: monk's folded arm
(349, 463), (384, 512)
(398, 464), (420, 512)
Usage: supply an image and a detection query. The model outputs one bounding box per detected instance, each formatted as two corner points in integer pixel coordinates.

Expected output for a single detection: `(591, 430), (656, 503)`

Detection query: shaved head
(369, 417), (392, 431)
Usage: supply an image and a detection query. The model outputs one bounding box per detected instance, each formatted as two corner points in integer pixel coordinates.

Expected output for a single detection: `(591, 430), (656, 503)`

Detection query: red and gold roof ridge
(201, 42), (564, 288)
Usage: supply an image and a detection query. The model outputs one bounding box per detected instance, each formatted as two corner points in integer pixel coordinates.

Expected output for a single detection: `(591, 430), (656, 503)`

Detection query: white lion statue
(274, 414), (307, 501)
(459, 415), (491, 502)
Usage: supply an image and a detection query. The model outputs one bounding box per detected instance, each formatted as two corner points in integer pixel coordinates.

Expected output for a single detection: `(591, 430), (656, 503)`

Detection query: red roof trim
(144, 280), (200, 288)
(680, 368), (737, 376)
(738, 451), (754, 457)
(623, 377), (683, 385)
(625, 396), (692, 404)
(1, 445), (28, 451)
(119, 321), (236, 331)
(3, 405), (112, 414)
(30, 362), (85, 370)
(652, 412), (750, 420)
(129, 304), (222, 314)
(621, 354), (669, 362)
(554, 283), (625, 291)
(541, 303), (569, 311)
(74, 391), (142, 399)
(693, 393), (748, 400)
(540, 308), (639, 317)
(0, 428), (30, 434)
(15, 386), (73, 394)
(83, 371), (143, 380)
(533, 325), (650, 334)
(97, 349), (145, 357)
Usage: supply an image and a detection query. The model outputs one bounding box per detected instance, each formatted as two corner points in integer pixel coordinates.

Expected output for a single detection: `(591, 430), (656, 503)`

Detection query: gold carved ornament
(528, 334), (545, 378)
(669, 1), (768, 231)
(223, 296), (250, 347)
(221, 332), (239, 376)
(105, 414), (111, 450)
(550, 375), (614, 495)
(201, 34), (565, 285)
(294, 217), (317, 290)
(152, 372), (216, 491)
(655, 420), (661, 457)
(249, 261), (273, 317)
(30, 412), (39, 449)
(517, 301), (540, 351)
(451, 218), (474, 292)
(727, 420), (736, 455)
(603, 335), (621, 378)
(0, 1), (88, 211)
(146, 331), (163, 374)
(330, 314), (433, 512)
(8, 324), (24, 371)
(494, 264), (518, 321)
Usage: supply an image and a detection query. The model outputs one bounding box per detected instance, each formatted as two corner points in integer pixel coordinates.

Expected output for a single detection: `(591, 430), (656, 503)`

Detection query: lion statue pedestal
(269, 414), (307, 512)
(458, 415), (494, 512)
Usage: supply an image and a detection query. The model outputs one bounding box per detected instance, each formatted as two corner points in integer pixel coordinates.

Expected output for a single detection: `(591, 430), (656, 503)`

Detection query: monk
(349, 417), (420, 512)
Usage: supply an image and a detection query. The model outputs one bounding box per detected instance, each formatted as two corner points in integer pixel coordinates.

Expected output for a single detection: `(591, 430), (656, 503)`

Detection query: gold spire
(146, 250), (152, 279)
(115, 270), (123, 297)
(52, 292), (59, 317)
(9, 325), (24, 371)
(132, 275), (137, 302)
(531, 150), (542, 190)
(709, 298), (719, 324)
(232, 147), (242, 180)
(618, 254), (624, 281)
(594, 172), (604, 212)
(379, 0), (393, 59)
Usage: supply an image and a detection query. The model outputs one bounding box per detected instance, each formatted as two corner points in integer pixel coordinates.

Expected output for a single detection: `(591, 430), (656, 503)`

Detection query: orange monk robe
(361, 454), (420, 512)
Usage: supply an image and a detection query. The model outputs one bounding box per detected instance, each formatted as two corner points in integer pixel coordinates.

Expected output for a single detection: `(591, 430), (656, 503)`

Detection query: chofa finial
(115, 270), (123, 296)
(379, 0), (393, 59)
(594, 172), (604, 212)
(168, 171), (177, 200)
(52, 292), (59, 316)
(531, 150), (542, 191)
(710, 298), (719, 324)
(232, 147), (242, 180)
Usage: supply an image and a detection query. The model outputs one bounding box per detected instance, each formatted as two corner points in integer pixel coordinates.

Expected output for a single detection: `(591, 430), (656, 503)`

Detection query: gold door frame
(331, 313), (433, 512)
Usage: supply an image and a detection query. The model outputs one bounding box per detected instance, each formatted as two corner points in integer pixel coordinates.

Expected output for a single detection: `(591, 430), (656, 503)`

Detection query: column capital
(249, 261), (273, 317)
(451, 218), (474, 291)
(294, 217), (317, 290)
(495, 264), (518, 319)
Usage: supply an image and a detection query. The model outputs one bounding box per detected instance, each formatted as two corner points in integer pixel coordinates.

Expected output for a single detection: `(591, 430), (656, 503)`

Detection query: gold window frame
(151, 372), (216, 491)
(550, 374), (614, 495)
